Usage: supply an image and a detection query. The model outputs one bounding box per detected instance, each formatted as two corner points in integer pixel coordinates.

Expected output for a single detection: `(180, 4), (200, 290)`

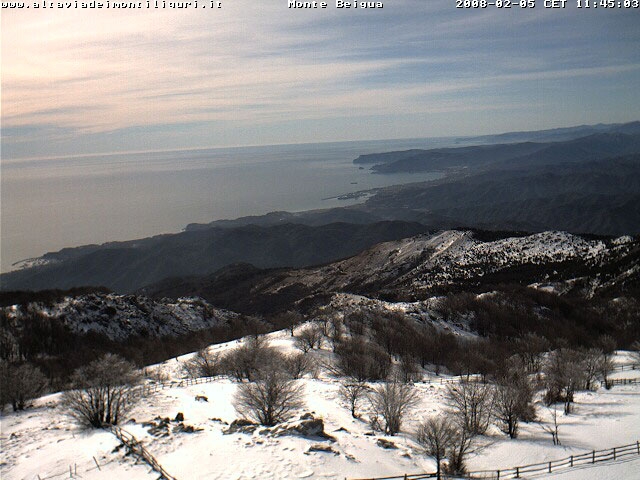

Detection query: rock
(195, 395), (208, 402)
(300, 412), (314, 420)
(305, 444), (339, 455)
(174, 412), (184, 422)
(173, 423), (203, 434)
(224, 418), (257, 435)
(376, 438), (397, 449)
(272, 416), (336, 441)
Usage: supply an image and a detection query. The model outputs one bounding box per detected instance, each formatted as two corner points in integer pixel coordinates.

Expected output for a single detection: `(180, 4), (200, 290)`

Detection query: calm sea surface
(1, 137), (468, 273)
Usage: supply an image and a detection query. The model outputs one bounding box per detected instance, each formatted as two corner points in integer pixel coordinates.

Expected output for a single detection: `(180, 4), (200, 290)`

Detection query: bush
(417, 415), (458, 480)
(295, 325), (323, 353)
(282, 352), (314, 379)
(446, 380), (494, 436)
(335, 336), (391, 382)
(182, 348), (221, 379)
(221, 337), (282, 382)
(338, 381), (369, 418)
(62, 354), (141, 428)
(233, 370), (305, 426)
(368, 380), (419, 435)
(1, 361), (48, 411)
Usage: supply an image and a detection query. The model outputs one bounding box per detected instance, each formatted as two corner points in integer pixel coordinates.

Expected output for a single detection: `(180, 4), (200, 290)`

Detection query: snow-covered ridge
(270, 230), (635, 295)
(3, 293), (238, 341)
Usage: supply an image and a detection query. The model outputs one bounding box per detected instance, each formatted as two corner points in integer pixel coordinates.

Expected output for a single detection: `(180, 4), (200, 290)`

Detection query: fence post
(570, 455), (573, 467)
(637, 441), (639, 454)
(515, 466), (520, 478)
(613, 448), (616, 460)
(548, 461), (552, 473)
(69, 464), (73, 477)
(496, 470), (500, 479)
(94, 456), (102, 471)
(592, 450), (595, 463)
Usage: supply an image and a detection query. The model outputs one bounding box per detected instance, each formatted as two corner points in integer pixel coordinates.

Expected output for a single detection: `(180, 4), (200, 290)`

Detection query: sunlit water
(1, 137), (469, 272)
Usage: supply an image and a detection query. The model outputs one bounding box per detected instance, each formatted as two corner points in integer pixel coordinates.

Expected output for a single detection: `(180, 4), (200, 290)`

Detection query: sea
(1, 136), (471, 273)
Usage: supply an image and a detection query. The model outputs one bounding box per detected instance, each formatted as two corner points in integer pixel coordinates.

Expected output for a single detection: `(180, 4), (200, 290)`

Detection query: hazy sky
(2, 1), (640, 158)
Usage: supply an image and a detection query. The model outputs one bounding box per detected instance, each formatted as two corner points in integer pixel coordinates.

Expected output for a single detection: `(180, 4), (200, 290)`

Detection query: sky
(2, 1), (640, 159)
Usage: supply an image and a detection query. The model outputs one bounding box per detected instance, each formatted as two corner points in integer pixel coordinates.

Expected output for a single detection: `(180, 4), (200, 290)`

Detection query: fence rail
(349, 440), (640, 480)
(108, 425), (178, 480)
(140, 375), (218, 395)
(606, 377), (640, 388)
(612, 362), (639, 372)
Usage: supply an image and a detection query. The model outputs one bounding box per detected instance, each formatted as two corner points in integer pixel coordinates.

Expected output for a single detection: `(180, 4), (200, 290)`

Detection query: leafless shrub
(62, 354), (141, 428)
(233, 370), (305, 426)
(494, 360), (536, 439)
(182, 348), (221, 379)
(1, 361), (48, 412)
(446, 380), (494, 436)
(282, 352), (314, 379)
(416, 415), (458, 480)
(334, 336), (391, 382)
(539, 405), (561, 445)
(295, 325), (323, 353)
(338, 381), (370, 418)
(368, 380), (419, 435)
(221, 337), (282, 382)
(543, 348), (586, 413)
(397, 355), (422, 383)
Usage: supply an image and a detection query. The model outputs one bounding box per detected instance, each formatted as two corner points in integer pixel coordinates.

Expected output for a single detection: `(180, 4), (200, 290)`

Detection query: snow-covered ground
(2, 330), (639, 480)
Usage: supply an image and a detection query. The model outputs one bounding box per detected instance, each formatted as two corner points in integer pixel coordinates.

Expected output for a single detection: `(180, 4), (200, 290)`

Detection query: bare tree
(581, 348), (603, 391)
(221, 337), (281, 382)
(63, 354), (141, 428)
(338, 381), (370, 418)
(494, 362), (536, 439)
(630, 340), (640, 366)
(446, 380), (494, 436)
(540, 405), (561, 445)
(282, 352), (314, 379)
(295, 325), (323, 353)
(544, 348), (586, 414)
(416, 415), (458, 480)
(516, 333), (550, 374)
(368, 380), (419, 435)
(3, 362), (48, 411)
(334, 336), (391, 382)
(272, 311), (303, 336)
(233, 370), (305, 426)
(182, 348), (221, 379)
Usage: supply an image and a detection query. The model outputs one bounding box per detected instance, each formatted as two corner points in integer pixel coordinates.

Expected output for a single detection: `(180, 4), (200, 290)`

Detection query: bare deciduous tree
(295, 325), (323, 353)
(540, 405), (561, 445)
(182, 348), (221, 379)
(63, 354), (141, 428)
(368, 380), (419, 435)
(282, 352), (314, 379)
(544, 348), (585, 414)
(2, 362), (48, 411)
(334, 336), (391, 382)
(494, 363), (536, 439)
(233, 370), (305, 426)
(416, 415), (458, 480)
(338, 381), (369, 418)
(222, 337), (281, 382)
(446, 380), (494, 436)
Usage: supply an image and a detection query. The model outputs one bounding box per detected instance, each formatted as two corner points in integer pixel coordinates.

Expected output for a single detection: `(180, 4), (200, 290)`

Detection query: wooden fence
(29, 457), (113, 480)
(108, 425), (178, 480)
(606, 377), (640, 388)
(612, 362), (639, 372)
(350, 440), (640, 480)
(140, 375), (218, 395)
